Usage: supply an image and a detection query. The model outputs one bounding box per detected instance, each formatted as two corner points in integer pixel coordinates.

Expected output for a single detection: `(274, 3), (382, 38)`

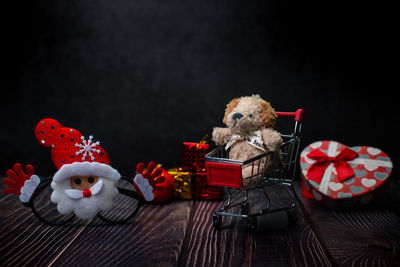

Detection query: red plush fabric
(3, 163), (35, 195)
(35, 118), (111, 170)
(134, 162), (174, 202)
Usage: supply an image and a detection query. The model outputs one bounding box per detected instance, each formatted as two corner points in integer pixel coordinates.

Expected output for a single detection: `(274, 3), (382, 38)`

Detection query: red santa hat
(35, 118), (121, 182)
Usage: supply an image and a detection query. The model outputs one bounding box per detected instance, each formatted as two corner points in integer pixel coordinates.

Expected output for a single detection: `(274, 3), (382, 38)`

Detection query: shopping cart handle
(276, 109), (306, 123)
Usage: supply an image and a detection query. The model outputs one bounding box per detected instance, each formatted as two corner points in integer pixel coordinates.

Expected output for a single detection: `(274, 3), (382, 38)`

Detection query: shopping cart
(205, 109), (305, 231)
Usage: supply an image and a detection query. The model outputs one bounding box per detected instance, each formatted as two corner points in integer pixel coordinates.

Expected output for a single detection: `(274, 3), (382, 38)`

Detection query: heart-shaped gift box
(300, 140), (393, 207)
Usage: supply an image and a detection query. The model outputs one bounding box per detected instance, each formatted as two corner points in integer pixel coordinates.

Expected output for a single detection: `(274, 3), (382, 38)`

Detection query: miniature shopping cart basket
(205, 109), (305, 231)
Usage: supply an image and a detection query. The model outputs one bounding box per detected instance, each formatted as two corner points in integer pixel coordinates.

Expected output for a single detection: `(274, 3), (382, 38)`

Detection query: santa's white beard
(50, 177), (119, 220)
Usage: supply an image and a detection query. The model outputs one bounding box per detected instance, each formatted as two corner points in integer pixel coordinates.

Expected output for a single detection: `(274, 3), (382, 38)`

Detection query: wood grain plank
(0, 188), (88, 267)
(51, 200), (192, 266)
(179, 200), (250, 267)
(180, 185), (334, 267)
(295, 181), (400, 266)
(250, 184), (334, 267)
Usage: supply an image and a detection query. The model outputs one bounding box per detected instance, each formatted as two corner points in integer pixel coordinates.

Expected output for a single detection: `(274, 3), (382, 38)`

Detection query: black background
(1, 0), (397, 190)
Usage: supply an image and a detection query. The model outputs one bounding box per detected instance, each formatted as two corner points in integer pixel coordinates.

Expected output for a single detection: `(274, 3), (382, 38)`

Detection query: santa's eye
(74, 178), (81, 185)
(88, 177), (94, 183)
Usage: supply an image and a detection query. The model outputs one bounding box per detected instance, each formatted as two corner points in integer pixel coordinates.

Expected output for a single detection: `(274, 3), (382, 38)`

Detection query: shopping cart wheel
(247, 216), (257, 232)
(241, 203), (250, 215)
(212, 215), (222, 229)
(287, 208), (297, 225)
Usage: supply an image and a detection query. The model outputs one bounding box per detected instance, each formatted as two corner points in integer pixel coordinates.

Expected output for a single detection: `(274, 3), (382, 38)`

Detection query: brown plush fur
(212, 95), (282, 186)
(223, 98), (240, 124)
(261, 101), (277, 128)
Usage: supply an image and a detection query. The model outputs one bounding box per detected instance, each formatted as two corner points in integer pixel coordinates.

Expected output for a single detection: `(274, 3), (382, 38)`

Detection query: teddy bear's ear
(260, 99), (277, 128)
(223, 98), (240, 124)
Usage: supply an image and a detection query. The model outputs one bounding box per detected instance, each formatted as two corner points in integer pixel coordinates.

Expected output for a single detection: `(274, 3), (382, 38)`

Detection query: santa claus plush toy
(35, 118), (122, 220)
(3, 118), (174, 221)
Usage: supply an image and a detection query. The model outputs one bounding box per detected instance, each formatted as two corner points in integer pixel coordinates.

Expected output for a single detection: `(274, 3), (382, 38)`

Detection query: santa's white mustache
(65, 180), (103, 199)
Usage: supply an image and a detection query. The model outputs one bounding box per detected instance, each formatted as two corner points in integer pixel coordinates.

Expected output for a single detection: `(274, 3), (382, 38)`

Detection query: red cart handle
(276, 109), (306, 122)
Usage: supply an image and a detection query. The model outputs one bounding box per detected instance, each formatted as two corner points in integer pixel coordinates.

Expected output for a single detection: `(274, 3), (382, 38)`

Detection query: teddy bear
(212, 94), (282, 186)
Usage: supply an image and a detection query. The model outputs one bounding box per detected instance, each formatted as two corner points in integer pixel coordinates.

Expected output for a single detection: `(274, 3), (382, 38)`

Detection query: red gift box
(300, 140), (393, 207)
(192, 171), (223, 200)
(181, 142), (209, 170)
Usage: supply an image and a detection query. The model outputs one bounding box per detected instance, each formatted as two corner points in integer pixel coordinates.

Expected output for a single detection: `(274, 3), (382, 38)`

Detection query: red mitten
(134, 162), (174, 202)
(4, 163), (40, 202)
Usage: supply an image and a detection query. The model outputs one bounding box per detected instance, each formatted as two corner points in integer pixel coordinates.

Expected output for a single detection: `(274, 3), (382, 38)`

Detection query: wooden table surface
(1, 179), (399, 267)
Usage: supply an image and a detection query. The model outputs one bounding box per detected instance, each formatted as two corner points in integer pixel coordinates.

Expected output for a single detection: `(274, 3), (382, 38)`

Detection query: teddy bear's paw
(212, 127), (232, 145)
(262, 128), (283, 151)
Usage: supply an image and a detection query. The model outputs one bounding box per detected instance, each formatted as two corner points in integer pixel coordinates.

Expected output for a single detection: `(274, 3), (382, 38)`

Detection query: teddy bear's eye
(249, 114), (253, 118)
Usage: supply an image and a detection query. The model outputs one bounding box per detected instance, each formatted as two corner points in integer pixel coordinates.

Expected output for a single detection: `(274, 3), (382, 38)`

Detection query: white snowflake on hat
(75, 135), (101, 161)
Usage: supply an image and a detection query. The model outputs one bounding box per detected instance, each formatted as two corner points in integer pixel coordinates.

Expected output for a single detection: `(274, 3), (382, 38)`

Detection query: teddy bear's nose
(232, 113), (243, 120)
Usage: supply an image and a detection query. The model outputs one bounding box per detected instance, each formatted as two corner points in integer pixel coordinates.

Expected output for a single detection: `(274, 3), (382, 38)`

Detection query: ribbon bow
(307, 147), (358, 183)
(225, 130), (265, 152)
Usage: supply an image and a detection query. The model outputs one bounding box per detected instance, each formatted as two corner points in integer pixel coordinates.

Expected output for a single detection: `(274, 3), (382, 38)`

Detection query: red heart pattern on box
(300, 140), (392, 200)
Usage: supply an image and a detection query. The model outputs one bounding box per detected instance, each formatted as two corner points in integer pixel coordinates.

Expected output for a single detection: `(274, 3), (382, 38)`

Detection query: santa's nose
(83, 189), (92, 198)
(232, 113), (243, 120)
